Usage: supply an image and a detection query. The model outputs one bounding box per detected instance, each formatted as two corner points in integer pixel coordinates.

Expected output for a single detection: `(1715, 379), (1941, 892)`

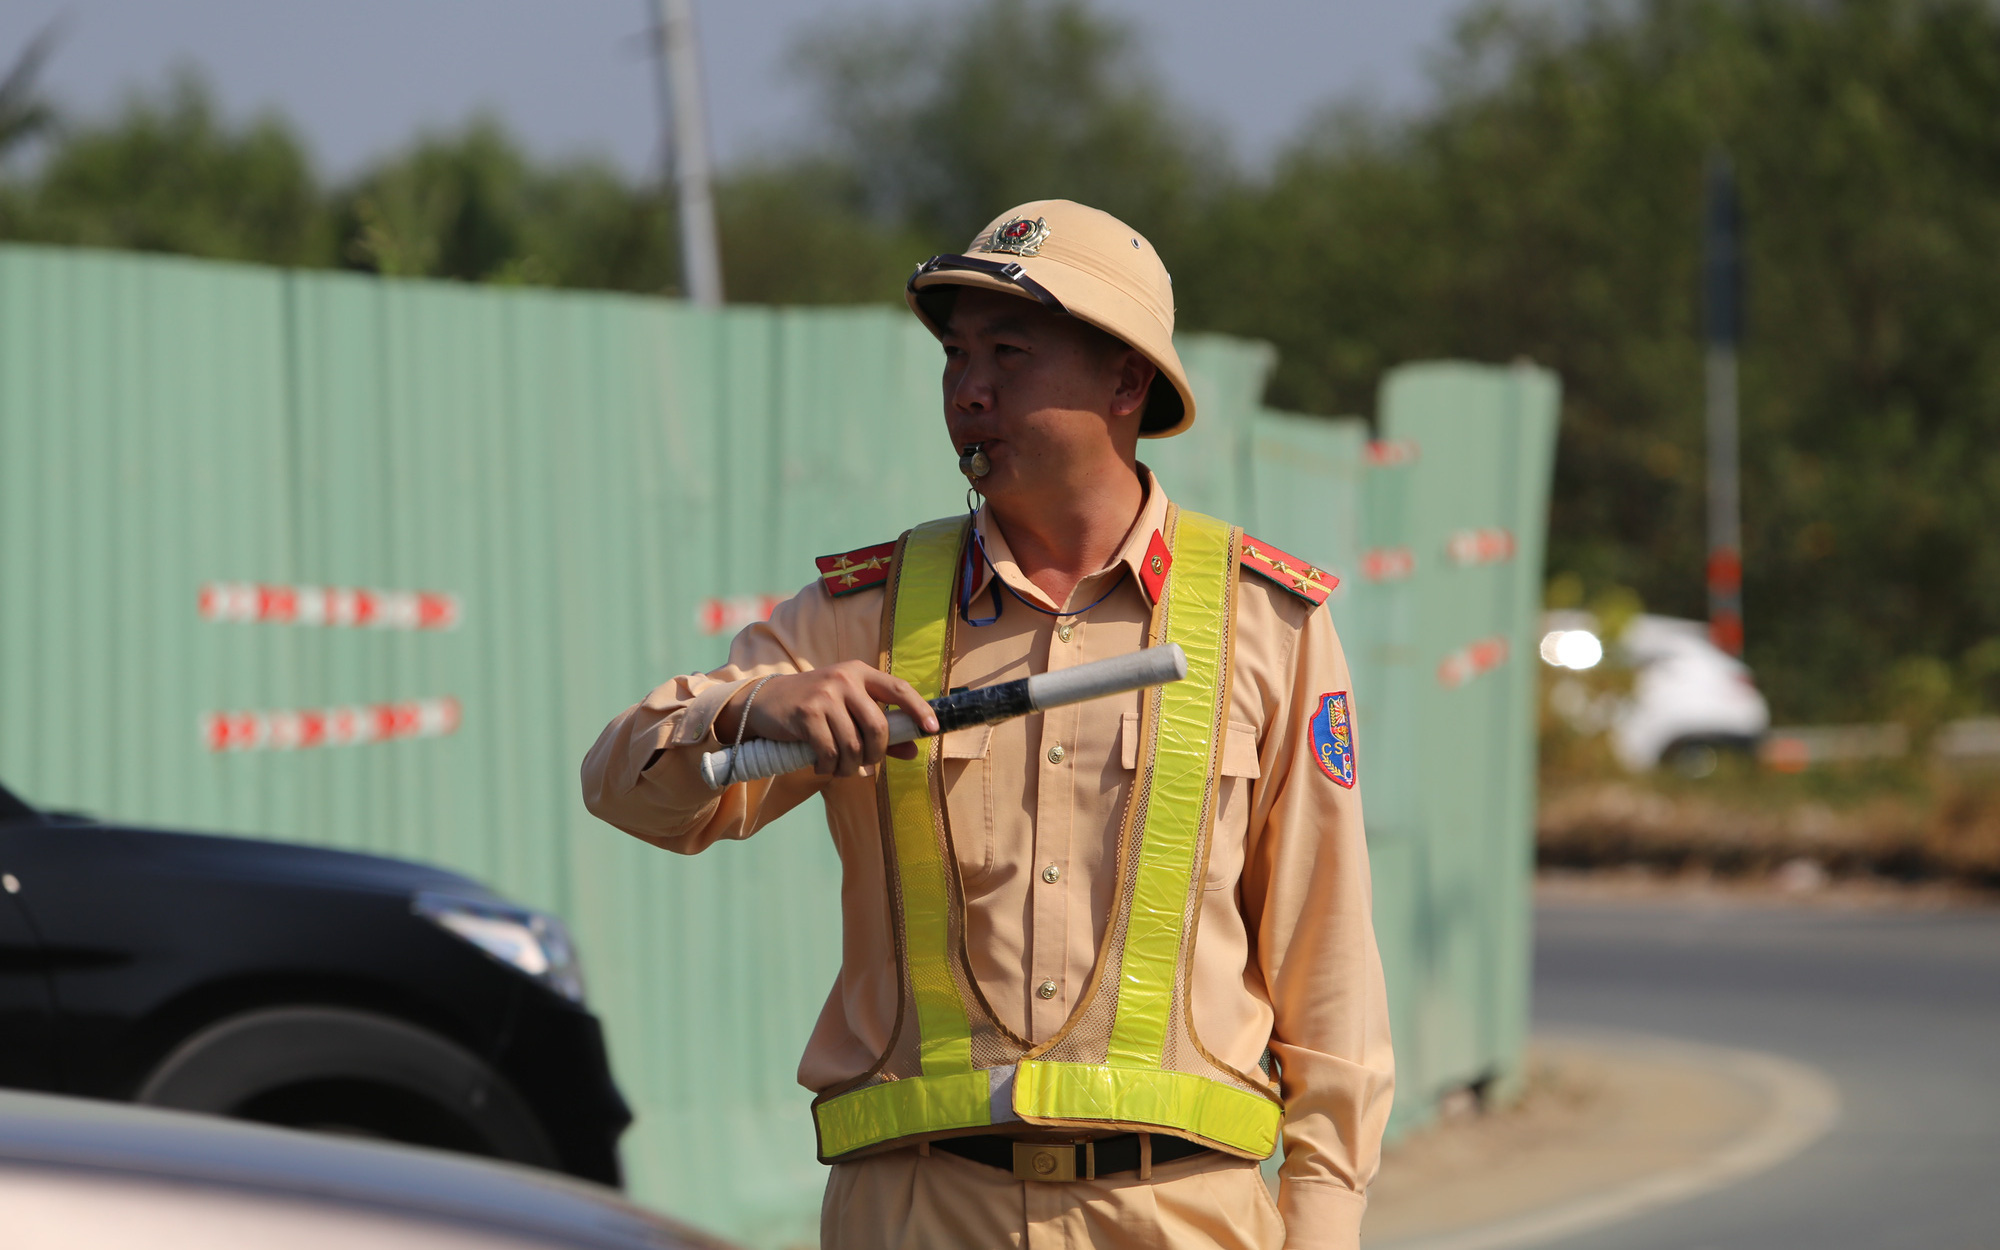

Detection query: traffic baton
(699, 644), (1188, 789)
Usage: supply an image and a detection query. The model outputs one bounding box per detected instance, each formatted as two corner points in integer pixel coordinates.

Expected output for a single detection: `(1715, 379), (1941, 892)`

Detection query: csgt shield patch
(1312, 691), (1356, 788)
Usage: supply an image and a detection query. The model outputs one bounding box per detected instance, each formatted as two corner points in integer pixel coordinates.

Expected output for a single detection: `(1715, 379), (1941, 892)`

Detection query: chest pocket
(1121, 714), (1261, 891)
(939, 724), (995, 890)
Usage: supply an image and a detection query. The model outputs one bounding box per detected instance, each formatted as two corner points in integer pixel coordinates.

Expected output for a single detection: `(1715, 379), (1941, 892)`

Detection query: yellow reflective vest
(811, 505), (1285, 1162)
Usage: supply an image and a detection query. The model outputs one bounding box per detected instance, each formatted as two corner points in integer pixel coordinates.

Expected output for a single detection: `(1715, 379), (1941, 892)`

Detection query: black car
(0, 779), (630, 1187)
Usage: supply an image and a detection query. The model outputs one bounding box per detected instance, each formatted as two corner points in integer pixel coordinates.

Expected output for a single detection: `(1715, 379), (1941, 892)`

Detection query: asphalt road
(1533, 893), (2000, 1250)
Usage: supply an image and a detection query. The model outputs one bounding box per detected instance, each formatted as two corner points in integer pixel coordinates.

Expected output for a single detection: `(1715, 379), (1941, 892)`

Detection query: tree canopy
(3, 0), (1998, 723)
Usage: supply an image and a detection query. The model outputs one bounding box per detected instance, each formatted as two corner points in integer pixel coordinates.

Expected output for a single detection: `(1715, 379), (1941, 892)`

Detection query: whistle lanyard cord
(957, 516), (1127, 628)
(723, 674), (776, 787)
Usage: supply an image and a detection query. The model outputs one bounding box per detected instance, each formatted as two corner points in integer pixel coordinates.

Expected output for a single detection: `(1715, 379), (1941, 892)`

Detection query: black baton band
(927, 679), (1034, 734)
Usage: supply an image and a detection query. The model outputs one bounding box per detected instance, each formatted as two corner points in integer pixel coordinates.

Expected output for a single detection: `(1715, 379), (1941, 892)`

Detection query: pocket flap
(940, 724), (993, 760)
(1120, 715), (1260, 777)
(1221, 720), (1262, 778)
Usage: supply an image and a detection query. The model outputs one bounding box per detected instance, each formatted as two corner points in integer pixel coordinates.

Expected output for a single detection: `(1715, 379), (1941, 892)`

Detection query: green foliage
(1884, 654), (1960, 745)
(788, 0), (1224, 251)
(1590, 585), (1647, 644)
(333, 117), (679, 291)
(4, 0), (2000, 725)
(0, 73), (911, 305)
(714, 161), (929, 305)
(1540, 652), (1636, 784)
(16, 71), (327, 265)
(1965, 639), (2000, 711)
(1178, 0), (2000, 723)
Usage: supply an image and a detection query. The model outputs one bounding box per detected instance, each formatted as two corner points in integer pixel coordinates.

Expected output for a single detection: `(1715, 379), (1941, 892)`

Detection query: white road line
(1374, 1032), (1842, 1250)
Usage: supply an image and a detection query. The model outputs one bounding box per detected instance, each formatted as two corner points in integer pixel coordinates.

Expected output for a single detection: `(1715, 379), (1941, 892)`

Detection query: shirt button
(1041, 864), (1061, 884)
(1037, 980), (1059, 1000)
(1047, 744), (1066, 764)
(1056, 622), (1074, 643)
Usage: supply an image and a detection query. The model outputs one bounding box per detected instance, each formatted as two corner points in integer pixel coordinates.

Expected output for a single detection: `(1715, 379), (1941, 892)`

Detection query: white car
(1542, 612), (1770, 775)
(0, 1088), (735, 1250)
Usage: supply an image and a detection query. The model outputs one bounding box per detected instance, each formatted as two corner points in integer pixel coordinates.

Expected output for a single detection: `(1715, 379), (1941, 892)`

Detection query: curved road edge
(1377, 1031), (1842, 1250)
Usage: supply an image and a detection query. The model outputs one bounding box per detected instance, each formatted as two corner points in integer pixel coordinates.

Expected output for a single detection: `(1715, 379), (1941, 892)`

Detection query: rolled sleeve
(579, 579), (858, 854)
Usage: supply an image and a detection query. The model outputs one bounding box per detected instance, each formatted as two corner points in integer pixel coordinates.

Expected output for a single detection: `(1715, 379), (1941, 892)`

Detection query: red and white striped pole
(1704, 153), (1745, 657)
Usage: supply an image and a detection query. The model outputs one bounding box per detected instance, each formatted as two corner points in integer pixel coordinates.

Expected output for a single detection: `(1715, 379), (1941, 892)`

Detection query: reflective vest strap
(882, 518), (978, 1078)
(1106, 509), (1235, 1068)
(1013, 1060), (1282, 1158)
(815, 1070), (991, 1161)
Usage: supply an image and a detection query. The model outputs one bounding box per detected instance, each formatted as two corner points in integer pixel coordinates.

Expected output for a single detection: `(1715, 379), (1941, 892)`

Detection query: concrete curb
(1374, 1032), (1841, 1250)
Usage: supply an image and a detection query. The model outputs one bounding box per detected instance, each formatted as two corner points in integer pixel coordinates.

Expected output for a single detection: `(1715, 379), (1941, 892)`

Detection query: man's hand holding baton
(703, 645), (1188, 789)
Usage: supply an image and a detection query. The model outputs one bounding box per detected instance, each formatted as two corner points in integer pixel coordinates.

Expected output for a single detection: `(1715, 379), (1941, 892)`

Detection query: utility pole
(651, 0), (724, 307)
(1703, 153), (1744, 657)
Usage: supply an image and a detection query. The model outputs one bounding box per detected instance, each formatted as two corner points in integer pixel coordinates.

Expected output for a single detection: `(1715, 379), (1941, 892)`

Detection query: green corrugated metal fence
(1384, 367), (1552, 1129)
(0, 243), (1555, 1245)
(1238, 365), (1558, 1138)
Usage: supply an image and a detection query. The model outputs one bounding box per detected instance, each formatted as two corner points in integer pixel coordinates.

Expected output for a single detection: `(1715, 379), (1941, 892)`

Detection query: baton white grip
(701, 709), (922, 789)
(1025, 641), (1188, 708)
(698, 644), (1187, 790)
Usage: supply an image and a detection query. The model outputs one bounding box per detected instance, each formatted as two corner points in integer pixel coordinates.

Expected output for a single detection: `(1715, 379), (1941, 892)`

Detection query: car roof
(0, 778), (498, 900)
(1543, 613), (1750, 670)
(1619, 615), (1747, 666)
(0, 1091), (731, 1250)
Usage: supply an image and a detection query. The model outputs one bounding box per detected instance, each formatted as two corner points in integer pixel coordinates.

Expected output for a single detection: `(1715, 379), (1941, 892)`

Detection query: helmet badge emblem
(987, 216), (1051, 257)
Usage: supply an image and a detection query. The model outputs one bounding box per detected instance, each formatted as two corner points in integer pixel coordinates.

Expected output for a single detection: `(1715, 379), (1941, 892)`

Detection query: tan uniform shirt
(582, 473), (1393, 1248)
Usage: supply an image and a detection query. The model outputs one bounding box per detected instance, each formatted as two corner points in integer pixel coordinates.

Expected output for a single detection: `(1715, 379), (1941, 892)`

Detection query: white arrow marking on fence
(198, 583), (460, 630)
(696, 594), (782, 636)
(202, 697), (462, 752)
(1437, 637), (1510, 688)
(1445, 528), (1517, 566)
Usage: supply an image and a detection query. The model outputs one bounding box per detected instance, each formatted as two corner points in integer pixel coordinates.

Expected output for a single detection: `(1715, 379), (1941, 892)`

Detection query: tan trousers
(821, 1144), (1286, 1249)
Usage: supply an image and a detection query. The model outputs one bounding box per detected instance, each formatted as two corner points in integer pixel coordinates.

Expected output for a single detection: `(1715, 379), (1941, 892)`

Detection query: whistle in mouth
(959, 443), (991, 479)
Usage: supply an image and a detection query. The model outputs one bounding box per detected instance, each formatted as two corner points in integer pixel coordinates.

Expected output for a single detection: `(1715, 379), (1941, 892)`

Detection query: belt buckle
(1012, 1140), (1092, 1182)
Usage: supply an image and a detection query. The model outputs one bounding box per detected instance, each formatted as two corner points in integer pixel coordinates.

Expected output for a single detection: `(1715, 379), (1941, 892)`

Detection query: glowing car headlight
(414, 892), (586, 1004)
(1538, 629), (1604, 671)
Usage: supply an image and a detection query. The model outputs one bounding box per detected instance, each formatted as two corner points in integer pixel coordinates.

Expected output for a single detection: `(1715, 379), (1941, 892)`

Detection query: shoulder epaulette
(1239, 533), (1337, 606)
(815, 540), (896, 597)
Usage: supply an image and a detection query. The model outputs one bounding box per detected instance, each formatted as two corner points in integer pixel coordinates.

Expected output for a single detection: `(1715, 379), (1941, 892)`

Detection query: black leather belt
(934, 1133), (1213, 1181)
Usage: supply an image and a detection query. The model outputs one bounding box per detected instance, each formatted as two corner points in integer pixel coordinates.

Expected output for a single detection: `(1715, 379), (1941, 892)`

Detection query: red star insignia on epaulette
(815, 541), (896, 597)
(1240, 533), (1336, 606)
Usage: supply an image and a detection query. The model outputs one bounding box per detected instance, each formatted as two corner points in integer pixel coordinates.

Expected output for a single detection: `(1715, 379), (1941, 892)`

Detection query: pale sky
(0, 1), (1486, 180)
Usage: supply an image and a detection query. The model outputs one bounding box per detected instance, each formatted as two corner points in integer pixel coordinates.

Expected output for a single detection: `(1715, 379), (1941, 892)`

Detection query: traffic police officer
(583, 200), (1393, 1249)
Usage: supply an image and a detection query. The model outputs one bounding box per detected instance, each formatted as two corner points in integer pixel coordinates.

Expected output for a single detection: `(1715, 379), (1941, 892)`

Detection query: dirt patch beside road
(1350, 1033), (1837, 1250)
(1537, 773), (2000, 890)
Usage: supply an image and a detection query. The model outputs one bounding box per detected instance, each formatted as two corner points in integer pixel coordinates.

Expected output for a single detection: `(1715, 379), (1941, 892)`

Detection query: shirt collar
(967, 465), (1175, 612)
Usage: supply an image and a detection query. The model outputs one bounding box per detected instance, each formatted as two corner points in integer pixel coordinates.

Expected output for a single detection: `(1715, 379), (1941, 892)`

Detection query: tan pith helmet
(906, 199), (1195, 437)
